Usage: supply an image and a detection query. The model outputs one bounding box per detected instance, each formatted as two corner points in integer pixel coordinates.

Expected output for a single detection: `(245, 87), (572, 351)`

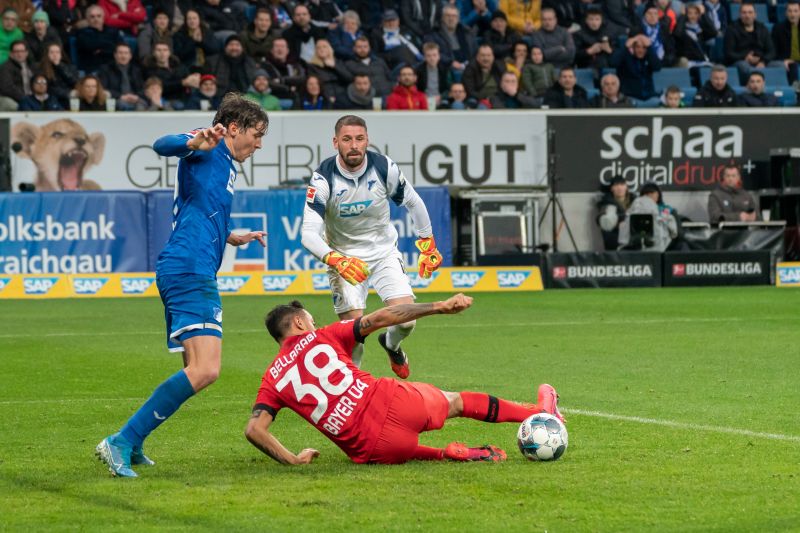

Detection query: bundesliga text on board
(672, 262), (763, 277)
(553, 264), (654, 280)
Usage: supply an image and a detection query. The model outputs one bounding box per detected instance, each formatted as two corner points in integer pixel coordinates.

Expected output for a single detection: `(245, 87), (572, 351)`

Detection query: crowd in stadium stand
(0, 0), (798, 112)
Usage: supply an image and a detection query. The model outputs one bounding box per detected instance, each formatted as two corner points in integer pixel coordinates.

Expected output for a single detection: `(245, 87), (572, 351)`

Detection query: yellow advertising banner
(776, 262), (800, 287)
(0, 267), (543, 299)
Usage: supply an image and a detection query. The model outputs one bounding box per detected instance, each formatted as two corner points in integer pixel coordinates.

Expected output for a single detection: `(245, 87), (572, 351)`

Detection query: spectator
(461, 0), (497, 34)
(596, 175), (635, 250)
(772, 1), (800, 83)
(592, 72), (635, 108)
(292, 73), (333, 110)
(462, 43), (504, 102)
(573, 7), (614, 71)
(739, 71), (779, 106)
(151, 0), (184, 31)
(75, 74), (107, 111)
(425, 4), (477, 73)
(504, 40), (529, 79)
(142, 40), (196, 104)
(386, 64), (428, 110)
(244, 69), (281, 110)
(498, 0), (541, 37)
(239, 8), (278, 66)
(415, 41), (452, 101)
(307, 0), (342, 30)
(708, 163), (758, 224)
(263, 36), (307, 98)
(206, 35), (259, 94)
(172, 8), (218, 68)
(18, 71), (63, 109)
(335, 71), (376, 109)
(344, 35), (393, 96)
(329, 9), (362, 60)
(655, 0), (677, 33)
(400, 0), (439, 43)
(0, 8), (24, 64)
(631, 3), (676, 67)
(521, 45), (555, 96)
(97, 42), (143, 111)
(306, 38), (351, 100)
(369, 8), (421, 70)
(725, 2), (779, 81)
(3, 1), (34, 33)
(0, 39), (30, 108)
(24, 10), (61, 63)
(674, 3), (716, 67)
(611, 34), (662, 106)
(531, 7), (575, 69)
(195, 0), (244, 41)
(660, 84), (683, 107)
(42, 0), (86, 43)
(137, 76), (173, 110)
(603, 0), (635, 38)
(618, 182), (678, 251)
(704, 0), (727, 35)
(185, 73), (222, 110)
(37, 41), (76, 107)
(76, 5), (122, 73)
(489, 70), (538, 108)
(483, 10), (520, 59)
(543, 66), (590, 108)
(283, 4), (326, 63)
(98, 0), (145, 35)
(137, 9), (173, 62)
(266, 0), (292, 31)
(694, 64), (737, 106)
(439, 81), (474, 109)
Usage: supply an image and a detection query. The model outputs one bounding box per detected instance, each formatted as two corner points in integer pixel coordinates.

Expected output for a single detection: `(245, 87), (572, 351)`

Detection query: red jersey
(254, 319), (399, 463)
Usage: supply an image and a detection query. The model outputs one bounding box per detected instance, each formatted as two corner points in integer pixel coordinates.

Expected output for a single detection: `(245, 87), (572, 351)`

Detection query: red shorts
(367, 381), (449, 464)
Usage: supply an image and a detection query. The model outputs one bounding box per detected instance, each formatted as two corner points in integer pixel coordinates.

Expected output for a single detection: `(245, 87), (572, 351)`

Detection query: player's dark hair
(265, 300), (306, 343)
(213, 93), (269, 135)
(334, 114), (367, 135)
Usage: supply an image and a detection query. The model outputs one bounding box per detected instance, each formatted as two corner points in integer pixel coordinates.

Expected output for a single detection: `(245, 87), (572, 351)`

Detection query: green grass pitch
(1, 287), (799, 532)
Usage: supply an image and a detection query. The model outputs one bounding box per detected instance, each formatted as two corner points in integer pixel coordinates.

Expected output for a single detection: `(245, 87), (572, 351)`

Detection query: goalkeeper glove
(415, 236), (442, 279)
(324, 251), (370, 285)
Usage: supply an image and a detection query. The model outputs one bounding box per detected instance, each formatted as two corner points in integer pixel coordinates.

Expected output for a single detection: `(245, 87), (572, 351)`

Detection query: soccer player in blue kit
(96, 94), (268, 477)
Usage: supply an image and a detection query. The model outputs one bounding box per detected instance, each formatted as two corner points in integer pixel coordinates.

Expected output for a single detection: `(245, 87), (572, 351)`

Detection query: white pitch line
(565, 408), (800, 443)
(0, 316), (793, 339)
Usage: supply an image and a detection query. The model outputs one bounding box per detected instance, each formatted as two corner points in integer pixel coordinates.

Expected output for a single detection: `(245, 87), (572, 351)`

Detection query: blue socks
(119, 369), (195, 447)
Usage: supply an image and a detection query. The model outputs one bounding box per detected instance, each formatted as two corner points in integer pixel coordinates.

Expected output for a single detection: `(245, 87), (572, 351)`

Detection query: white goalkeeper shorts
(328, 248), (415, 314)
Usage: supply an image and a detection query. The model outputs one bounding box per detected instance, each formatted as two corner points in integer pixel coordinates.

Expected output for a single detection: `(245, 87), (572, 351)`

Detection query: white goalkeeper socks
(385, 321), (416, 351)
(351, 342), (364, 367)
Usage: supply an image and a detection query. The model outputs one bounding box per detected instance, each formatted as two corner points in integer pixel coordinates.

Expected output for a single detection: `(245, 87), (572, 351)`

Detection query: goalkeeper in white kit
(300, 114), (443, 378)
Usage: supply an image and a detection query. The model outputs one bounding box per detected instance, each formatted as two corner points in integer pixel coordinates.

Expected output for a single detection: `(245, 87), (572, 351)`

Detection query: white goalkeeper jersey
(301, 152), (432, 263)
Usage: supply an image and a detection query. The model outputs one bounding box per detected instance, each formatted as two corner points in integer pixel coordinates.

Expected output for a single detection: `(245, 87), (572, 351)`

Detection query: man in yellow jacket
(499, 0), (541, 36)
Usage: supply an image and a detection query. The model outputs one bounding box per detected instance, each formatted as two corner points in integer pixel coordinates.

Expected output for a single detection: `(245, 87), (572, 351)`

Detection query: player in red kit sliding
(246, 293), (564, 465)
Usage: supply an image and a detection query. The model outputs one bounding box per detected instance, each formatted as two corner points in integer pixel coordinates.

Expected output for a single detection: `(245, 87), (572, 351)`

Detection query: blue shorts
(157, 274), (222, 353)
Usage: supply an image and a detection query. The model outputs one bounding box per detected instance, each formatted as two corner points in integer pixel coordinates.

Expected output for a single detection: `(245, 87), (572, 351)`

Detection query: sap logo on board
(407, 271), (439, 289)
(552, 267), (567, 280)
(0, 276), (9, 292)
(312, 273), (330, 290)
(777, 266), (800, 285)
(23, 277), (58, 295)
(498, 271), (530, 288)
(339, 200), (372, 218)
(262, 275), (296, 292)
(72, 277), (108, 294)
(121, 277), (155, 294)
(218, 276), (250, 293)
(451, 271), (484, 288)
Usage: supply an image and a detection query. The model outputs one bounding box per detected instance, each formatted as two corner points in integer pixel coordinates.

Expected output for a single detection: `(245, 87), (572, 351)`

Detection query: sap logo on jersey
(312, 273), (330, 290)
(451, 271), (484, 288)
(407, 271), (439, 289)
(262, 275), (296, 292)
(218, 276), (250, 293)
(339, 200), (372, 218)
(121, 277), (155, 294)
(498, 271), (530, 288)
(0, 276), (9, 292)
(23, 277), (58, 295)
(73, 277), (108, 294)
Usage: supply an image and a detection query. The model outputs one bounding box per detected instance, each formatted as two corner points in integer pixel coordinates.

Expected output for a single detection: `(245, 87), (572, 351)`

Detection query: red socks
(460, 392), (539, 423)
(412, 445), (445, 461)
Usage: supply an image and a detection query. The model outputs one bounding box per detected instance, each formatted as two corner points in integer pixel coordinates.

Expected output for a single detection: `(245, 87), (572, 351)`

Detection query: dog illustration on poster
(11, 118), (106, 191)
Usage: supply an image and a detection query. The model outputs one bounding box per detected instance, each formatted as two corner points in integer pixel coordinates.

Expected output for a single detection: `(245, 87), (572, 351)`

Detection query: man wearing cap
(207, 34), (259, 94)
(98, 41), (144, 111)
(369, 9), (421, 70)
(245, 69), (281, 110)
(24, 10), (61, 62)
(0, 8), (24, 64)
(283, 4), (326, 63)
(186, 73), (222, 110)
(482, 10), (520, 58)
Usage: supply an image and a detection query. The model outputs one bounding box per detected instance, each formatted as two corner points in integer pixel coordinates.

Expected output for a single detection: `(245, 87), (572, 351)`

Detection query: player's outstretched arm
(359, 293), (473, 336)
(245, 409), (319, 465)
(227, 231), (266, 247)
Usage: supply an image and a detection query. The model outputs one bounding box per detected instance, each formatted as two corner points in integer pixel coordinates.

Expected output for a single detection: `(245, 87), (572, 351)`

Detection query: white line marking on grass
(0, 316), (793, 339)
(0, 396), (246, 406)
(565, 408), (800, 443)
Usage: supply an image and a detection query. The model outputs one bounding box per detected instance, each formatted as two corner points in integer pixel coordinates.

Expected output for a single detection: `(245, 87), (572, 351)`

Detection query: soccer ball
(517, 413), (568, 461)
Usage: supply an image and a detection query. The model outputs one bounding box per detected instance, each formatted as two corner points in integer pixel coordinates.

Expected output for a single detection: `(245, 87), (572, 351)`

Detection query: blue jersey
(153, 130), (238, 278)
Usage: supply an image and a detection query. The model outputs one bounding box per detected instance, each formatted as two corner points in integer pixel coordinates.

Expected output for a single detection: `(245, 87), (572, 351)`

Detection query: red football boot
(378, 333), (410, 379)
(443, 442), (507, 462)
(537, 383), (565, 424)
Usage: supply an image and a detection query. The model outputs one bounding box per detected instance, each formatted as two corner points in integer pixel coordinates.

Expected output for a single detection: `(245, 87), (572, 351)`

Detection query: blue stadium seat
(773, 88), (798, 106)
(246, 4), (257, 22)
(776, 5), (787, 24)
(680, 87), (697, 106)
(575, 68), (595, 91)
(68, 35), (79, 68)
(653, 68), (693, 93)
(729, 3), (769, 22)
(758, 67), (790, 86)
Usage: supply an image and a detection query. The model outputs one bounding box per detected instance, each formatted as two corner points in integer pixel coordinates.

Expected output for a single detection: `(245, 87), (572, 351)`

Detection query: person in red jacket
(98, 0), (146, 35)
(385, 65), (428, 110)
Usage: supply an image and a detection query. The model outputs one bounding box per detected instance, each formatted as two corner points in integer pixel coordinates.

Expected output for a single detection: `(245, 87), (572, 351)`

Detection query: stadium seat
(68, 35), (79, 68)
(758, 67), (790, 86)
(680, 88), (697, 106)
(278, 98), (294, 110)
(776, 6), (787, 24)
(575, 68), (595, 91)
(774, 88), (798, 106)
(653, 68), (693, 93)
(246, 4), (257, 22)
(729, 3), (769, 22)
